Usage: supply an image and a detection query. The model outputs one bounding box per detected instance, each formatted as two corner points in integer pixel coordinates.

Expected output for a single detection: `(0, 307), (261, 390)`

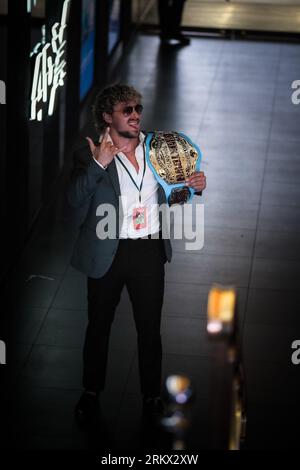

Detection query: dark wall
(5, 1), (31, 279)
(0, 21), (7, 280)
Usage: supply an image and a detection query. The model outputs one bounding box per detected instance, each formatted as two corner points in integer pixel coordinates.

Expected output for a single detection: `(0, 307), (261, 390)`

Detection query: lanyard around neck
(116, 145), (146, 204)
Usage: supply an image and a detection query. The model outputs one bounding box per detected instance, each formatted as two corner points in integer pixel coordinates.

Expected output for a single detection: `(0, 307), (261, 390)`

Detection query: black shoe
(75, 392), (99, 427)
(143, 397), (166, 422)
(173, 33), (190, 45)
(160, 34), (190, 47)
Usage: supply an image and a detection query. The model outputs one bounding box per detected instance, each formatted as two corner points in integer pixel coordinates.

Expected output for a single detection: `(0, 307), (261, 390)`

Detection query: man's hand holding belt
(186, 171), (206, 194)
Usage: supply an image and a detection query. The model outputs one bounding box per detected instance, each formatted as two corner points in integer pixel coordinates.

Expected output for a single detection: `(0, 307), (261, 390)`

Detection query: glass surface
(108, 0), (121, 54)
(80, 0), (96, 101)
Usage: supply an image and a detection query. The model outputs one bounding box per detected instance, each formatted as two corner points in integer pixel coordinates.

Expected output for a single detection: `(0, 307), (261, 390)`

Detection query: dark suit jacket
(67, 142), (173, 278)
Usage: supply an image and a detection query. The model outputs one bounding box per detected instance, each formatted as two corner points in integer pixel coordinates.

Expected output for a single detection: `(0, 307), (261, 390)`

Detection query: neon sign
(30, 0), (71, 121)
(27, 0), (37, 13)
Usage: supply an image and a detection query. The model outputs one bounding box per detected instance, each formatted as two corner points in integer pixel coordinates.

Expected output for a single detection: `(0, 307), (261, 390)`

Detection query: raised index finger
(100, 126), (110, 145)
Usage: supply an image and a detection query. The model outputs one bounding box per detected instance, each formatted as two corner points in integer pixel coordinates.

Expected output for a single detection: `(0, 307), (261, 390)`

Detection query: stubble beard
(118, 130), (138, 139)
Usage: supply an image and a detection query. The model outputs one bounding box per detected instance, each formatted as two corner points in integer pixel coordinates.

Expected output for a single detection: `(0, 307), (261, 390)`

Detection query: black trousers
(157, 0), (186, 38)
(83, 237), (166, 397)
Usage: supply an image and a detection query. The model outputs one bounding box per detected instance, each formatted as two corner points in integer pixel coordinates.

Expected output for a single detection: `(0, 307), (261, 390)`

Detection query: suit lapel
(107, 159), (121, 198)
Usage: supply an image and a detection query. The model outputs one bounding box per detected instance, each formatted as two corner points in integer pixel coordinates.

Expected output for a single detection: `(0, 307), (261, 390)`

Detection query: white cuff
(93, 157), (107, 170)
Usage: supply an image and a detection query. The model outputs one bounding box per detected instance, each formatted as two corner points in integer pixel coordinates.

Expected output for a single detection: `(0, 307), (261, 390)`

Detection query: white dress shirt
(94, 132), (160, 239)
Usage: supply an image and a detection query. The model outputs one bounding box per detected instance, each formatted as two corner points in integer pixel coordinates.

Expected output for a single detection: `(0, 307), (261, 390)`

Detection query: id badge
(133, 207), (147, 230)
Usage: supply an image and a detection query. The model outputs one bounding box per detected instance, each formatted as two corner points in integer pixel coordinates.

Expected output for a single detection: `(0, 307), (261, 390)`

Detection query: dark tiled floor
(3, 33), (300, 450)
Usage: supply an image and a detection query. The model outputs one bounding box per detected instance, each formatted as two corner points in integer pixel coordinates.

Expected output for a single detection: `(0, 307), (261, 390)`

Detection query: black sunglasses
(119, 104), (143, 117)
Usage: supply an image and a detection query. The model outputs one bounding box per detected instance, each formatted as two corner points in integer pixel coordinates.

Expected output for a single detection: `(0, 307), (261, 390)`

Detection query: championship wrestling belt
(145, 131), (202, 205)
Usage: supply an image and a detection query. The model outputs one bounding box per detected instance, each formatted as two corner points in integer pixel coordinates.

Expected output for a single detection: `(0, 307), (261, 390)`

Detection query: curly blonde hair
(92, 84), (143, 133)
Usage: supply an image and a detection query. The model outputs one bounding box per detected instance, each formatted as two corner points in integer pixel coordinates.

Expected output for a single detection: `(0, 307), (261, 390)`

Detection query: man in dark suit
(157, 0), (190, 45)
(67, 84), (206, 425)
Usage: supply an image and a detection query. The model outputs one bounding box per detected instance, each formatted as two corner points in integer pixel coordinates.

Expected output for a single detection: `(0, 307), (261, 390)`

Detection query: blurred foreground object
(207, 284), (247, 450)
(161, 374), (193, 450)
